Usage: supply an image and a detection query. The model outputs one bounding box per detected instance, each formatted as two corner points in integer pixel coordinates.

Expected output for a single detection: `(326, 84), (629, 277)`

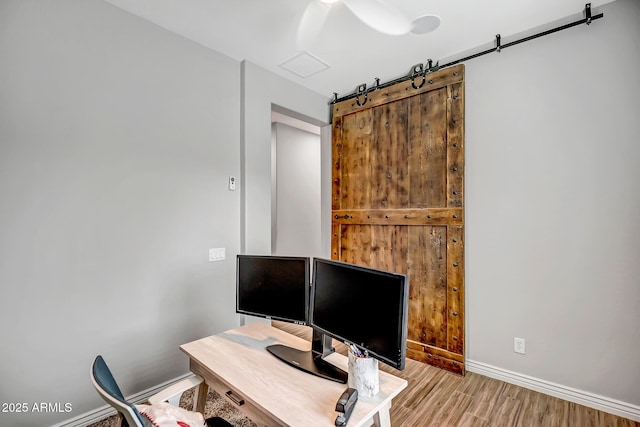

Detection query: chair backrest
(91, 355), (146, 427)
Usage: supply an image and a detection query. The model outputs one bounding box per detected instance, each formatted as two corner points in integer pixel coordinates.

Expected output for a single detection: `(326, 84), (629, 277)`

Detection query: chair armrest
(148, 374), (204, 405)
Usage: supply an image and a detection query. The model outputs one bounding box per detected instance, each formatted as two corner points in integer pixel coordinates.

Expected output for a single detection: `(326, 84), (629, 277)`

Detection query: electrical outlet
(514, 337), (525, 354)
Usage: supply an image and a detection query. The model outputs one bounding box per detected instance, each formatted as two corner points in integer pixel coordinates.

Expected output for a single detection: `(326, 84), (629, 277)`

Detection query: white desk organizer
(347, 350), (379, 397)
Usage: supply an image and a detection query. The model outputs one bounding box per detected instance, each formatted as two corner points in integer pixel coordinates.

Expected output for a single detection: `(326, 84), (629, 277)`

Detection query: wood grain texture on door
(331, 64), (465, 374)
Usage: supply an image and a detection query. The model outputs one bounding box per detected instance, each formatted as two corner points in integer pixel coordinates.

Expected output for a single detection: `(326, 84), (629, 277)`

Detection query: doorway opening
(271, 107), (329, 259)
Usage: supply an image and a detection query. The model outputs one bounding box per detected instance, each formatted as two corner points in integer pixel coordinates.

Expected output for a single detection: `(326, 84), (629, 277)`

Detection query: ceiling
(102, 0), (614, 99)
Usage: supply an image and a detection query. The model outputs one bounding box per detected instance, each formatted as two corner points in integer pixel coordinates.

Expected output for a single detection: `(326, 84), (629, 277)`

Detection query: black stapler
(335, 387), (358, 426)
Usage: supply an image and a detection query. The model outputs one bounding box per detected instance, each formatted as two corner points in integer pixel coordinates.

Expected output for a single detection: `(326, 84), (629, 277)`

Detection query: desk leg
(372, 401), (392, 427)
(193, 381), (209, 414)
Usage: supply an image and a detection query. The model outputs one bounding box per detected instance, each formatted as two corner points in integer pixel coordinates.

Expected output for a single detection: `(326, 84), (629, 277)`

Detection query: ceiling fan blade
(342, 0), (411, 35)
(296, 1), (331, 49)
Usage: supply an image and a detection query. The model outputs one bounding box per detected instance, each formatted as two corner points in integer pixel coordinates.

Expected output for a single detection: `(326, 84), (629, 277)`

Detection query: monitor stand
(266, 329), (347, 383)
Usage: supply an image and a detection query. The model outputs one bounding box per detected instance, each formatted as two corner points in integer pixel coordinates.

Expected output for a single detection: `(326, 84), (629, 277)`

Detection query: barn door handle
(334, 214), (351, 219)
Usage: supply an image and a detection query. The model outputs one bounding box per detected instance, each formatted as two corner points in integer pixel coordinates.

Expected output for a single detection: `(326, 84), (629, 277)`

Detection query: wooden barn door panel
(408, 88), (448, 208)
(331, 64), (465, 374)
(407, 225), (448, 348)
(371, 100), (409, 210)
(341, 110), (372, 210)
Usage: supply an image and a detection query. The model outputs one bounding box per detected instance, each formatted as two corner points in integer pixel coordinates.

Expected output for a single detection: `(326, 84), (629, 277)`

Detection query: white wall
(465, 0), (640, 413)
(0, 1), (241, 426)
(272, 123), (322, 258)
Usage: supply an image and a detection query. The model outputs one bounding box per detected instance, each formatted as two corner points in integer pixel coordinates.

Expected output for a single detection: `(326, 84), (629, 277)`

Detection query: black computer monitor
(310, 258), (409, 370)
(236, 254), (347, 383)
(237, 256), (408, 383)
(236, 255), (309, 325)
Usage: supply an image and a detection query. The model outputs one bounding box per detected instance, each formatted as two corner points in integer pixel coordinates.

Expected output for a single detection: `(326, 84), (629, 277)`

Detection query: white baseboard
(50, 373), (194, 427)
(466, 359), (640, 422)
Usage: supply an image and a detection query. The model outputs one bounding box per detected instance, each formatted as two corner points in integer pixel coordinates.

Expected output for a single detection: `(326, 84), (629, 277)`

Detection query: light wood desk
(180, 322), (407, 427)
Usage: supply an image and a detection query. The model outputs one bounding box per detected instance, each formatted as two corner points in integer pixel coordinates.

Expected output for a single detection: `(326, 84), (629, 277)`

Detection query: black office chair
(91, 355), (232, 427)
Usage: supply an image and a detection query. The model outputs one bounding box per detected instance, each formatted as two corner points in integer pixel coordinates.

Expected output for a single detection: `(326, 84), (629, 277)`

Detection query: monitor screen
(236, 255), (309, 325)
(310, 258), (409, 370)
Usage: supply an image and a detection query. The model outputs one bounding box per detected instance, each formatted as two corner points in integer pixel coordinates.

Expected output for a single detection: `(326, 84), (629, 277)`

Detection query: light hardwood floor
(272, 321), (639, 427)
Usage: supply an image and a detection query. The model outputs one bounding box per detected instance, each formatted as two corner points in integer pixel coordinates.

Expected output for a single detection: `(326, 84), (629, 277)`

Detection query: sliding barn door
(331, 65), (465, 374)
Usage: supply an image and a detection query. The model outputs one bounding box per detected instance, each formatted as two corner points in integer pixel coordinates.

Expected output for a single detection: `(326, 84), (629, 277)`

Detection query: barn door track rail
(331, 3), (603, 105)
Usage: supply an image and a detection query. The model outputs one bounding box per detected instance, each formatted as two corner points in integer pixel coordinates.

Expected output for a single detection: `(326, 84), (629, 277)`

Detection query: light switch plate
(209, 248), (226, 262)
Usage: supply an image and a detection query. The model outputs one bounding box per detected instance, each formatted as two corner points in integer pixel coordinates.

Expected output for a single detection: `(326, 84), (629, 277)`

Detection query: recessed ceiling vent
(279, 52), (330, 78)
